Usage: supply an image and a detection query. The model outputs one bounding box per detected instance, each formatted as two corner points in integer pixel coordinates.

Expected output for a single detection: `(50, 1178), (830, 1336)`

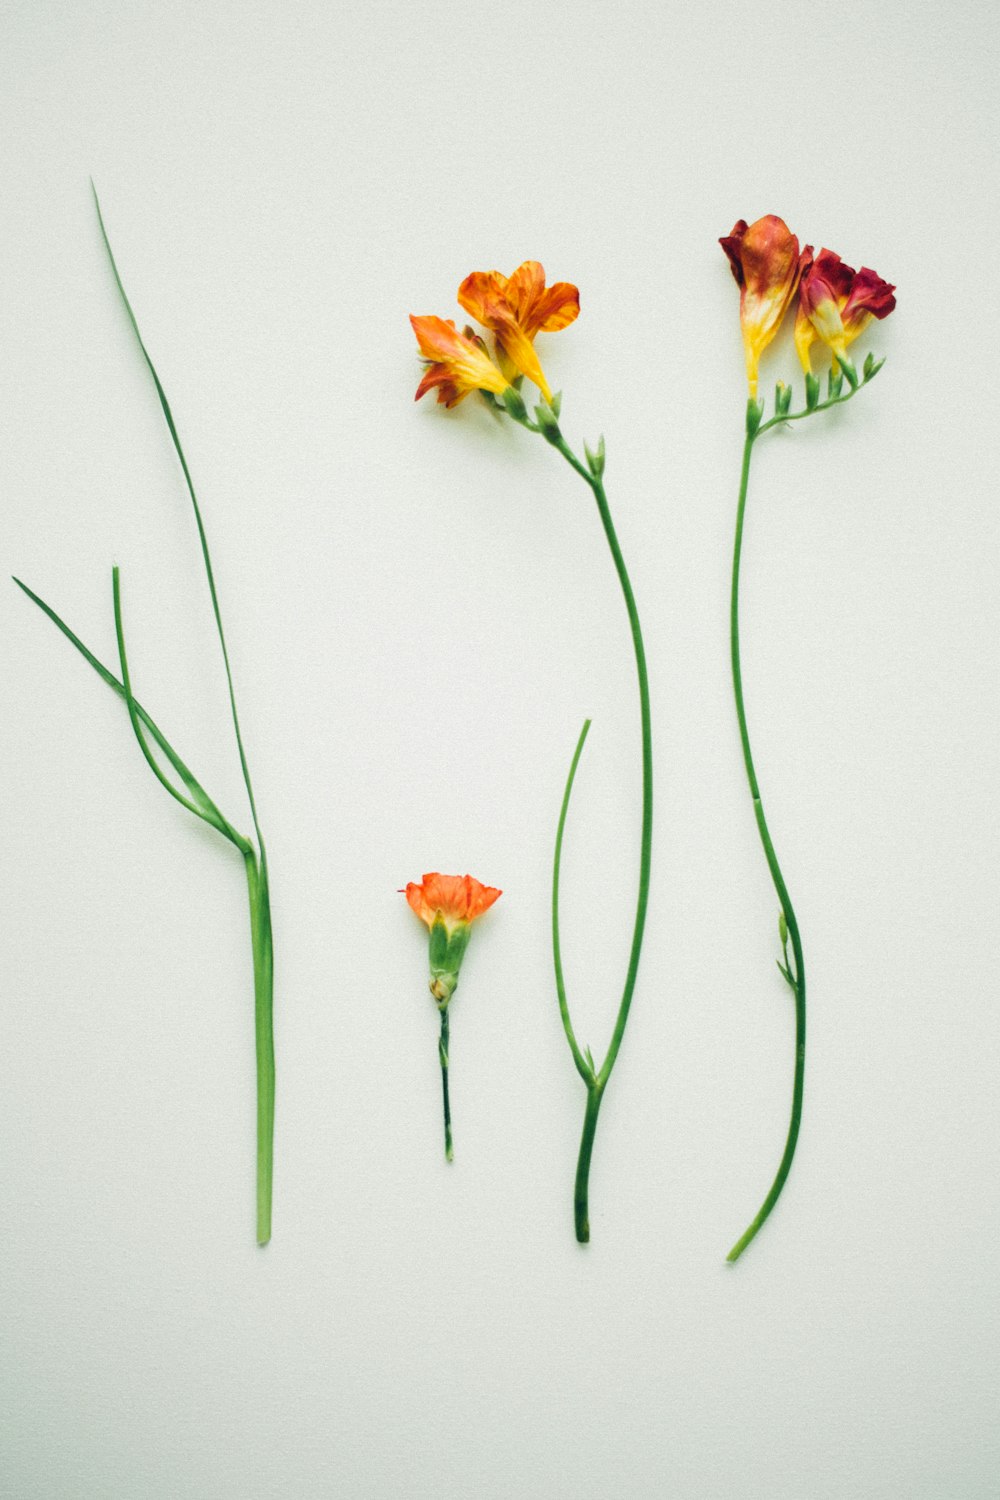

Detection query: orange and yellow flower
(405, 872), (502, 1004)
(458, 261), (580, 404)
(405, 872), (502, 933)
(720, 216), (812, 398)
(795, 249), (896, 373)
(410, 315), (510, 407)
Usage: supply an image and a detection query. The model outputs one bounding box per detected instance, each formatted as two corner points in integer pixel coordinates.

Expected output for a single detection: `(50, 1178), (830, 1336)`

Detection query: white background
(2, 3), (998, 1496)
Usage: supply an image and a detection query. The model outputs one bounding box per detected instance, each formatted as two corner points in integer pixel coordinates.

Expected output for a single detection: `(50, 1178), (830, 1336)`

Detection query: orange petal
(457, 271), (509, 329)
(533, 281), (580, 332)
(404, 872), (502, 928)
(493, 316), (553, 402)
(414, 364), (467, 406)
(503, 261), (546, 325)
(410, 314), (468, 363)
(410, 314), (509, 401)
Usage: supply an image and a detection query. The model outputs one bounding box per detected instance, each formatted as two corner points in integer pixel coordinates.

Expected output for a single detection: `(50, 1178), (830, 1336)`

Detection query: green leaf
(14, 574), (250, 853)
(92, 183), (264, 851)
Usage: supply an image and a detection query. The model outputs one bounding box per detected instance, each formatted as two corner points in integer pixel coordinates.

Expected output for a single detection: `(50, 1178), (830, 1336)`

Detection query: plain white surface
(2, 2), (998, 1496)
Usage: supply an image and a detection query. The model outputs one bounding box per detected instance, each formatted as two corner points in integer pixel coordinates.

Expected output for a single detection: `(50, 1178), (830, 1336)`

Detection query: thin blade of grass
(91, 183), (264, 853)
(14, 574), (250, 853)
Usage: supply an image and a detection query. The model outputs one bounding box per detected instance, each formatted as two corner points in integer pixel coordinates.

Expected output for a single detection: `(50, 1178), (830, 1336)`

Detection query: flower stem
(574, 1084), (604, 1242)
(546, 430), (653, 1243)
(726, 421), (806, 1263)
(93, 189), (274, 1245)
(438, 1005), (453, 1162)
(245, 850), (275, 1245)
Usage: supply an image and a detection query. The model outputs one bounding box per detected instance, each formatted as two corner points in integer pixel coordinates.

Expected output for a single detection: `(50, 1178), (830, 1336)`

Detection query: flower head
(410, 315), (510, 407)
(405, 872), (502, 933)
(404, 872), (501, 1004)
(721, 217), (812, 398)
(795, 249), (896, 373)
(458, 261), (579, 404)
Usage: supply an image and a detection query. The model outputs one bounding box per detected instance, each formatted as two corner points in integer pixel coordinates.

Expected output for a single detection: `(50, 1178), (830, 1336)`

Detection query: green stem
(546, 428), (654, 1243)
(574, 1085), (604, 1242)
(438, 1006), (453, 1162)
(552, 717), (594, 1084)
(726, 420), (806, 1263)
(245, 850), (275, 1245)
(92, 190), (274, 1245)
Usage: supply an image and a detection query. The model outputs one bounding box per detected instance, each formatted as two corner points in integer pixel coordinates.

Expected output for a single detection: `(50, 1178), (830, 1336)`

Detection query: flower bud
(584, 434), (606, 479)
(534, 402), (563, 445)
(501, 386), (529, 422)
(836, 354), (859, 390)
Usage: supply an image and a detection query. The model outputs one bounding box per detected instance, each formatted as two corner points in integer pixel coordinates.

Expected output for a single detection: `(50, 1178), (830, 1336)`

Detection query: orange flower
(458, 261), (579, 404)
(405, 872), (502, 933)
(405, 872), (502, 1006)
(720, 217), (812, 398)
(410, 315), (510, 407)
(795, 249), (896, 373)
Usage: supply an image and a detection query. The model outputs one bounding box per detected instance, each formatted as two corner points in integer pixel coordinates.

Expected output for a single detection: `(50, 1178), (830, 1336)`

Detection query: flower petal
(410, 314), (509, 402)
(533, 281), (580, 332)
(457, 271), (508, 328)
(405, 873), (502, 929)
(493, 316), (553, 402)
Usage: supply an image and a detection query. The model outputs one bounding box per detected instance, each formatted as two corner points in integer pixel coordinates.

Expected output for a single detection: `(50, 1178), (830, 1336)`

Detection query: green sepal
(774, 382), (792, 418)
(836, 353), (859, 390)
(583, 434), (606, 479)
(501, 386), (528, 422)
(805, 373), (820, 411)
(548, 390), (563, 419)
(745, 397), (764, 437)
(534, 402), (562, 445)
(864, 354), (885, 382)
(428, 917), (472, 1005)
(828, 366), (844, 399)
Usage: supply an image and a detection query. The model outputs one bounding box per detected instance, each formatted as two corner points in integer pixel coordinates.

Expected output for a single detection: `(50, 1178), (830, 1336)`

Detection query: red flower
(721, 216), (812, 397)
(795, 249), (896, 372)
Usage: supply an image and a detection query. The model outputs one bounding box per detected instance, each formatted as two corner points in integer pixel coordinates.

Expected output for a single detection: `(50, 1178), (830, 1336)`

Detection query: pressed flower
(722, 218), (896, 1264)
(795, 249), (896, 373)
(457, 261), (580, 403)
(720, 216), (812, 398)
(404, 873), (501, 1161)
(407, 269), (652, 1244)
(410, 315), (510, 407)
(405, 872), (502, 944)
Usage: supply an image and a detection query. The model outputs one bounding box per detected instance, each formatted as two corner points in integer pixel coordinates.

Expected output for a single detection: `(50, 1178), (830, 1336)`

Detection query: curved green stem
(544, 425), (653, 1243)
(552, 717), (594, 1085)
(726, 420), (806, 1263)
(438, 1006), (453, 1162)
